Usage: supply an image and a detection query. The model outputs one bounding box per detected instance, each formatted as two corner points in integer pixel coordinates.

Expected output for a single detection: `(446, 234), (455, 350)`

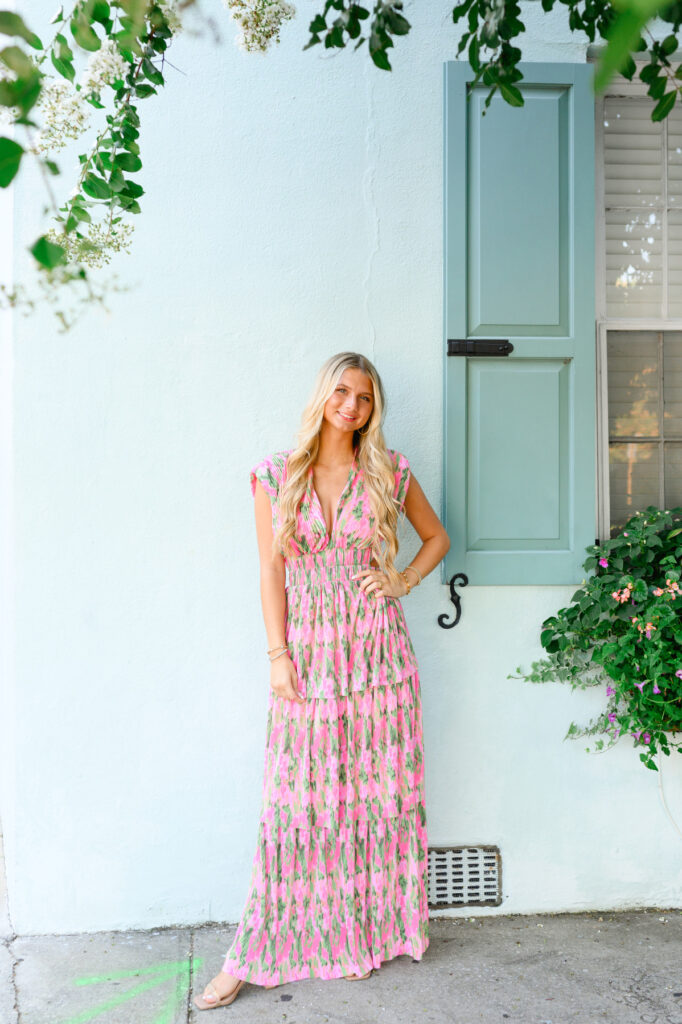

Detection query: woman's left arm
(398, 469), (451, 589)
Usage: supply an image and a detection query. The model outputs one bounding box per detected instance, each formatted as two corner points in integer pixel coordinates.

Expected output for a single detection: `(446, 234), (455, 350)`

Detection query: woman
(194, 351), (450, 1010)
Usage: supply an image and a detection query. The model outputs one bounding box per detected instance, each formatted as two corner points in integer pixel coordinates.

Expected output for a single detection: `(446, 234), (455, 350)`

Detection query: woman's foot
(194, 970), (244, 1009)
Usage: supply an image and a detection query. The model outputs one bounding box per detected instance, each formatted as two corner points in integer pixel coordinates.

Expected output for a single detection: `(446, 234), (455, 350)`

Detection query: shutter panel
(443, 61), (596, 584)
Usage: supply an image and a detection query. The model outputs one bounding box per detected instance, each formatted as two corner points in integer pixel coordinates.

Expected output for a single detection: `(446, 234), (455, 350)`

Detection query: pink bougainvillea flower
(642, 732), (651, 743)
(634, 680), (646, 692)
(675, 669), (682, 679)
(608, 712), (617, 723)
(652, 682), (661, 694)
(606, 684), (616, 696)
(632, 729), (643, 740)
(599, 557), (609, 568)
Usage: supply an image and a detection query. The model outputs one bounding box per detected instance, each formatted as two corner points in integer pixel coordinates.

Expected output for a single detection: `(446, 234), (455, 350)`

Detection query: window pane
(668, 212), (682, 317)
(663, 331), (682, 436)
(665, 443), (682, 508)
(609, 442), (660, 534)
(607, 330), (659, 437)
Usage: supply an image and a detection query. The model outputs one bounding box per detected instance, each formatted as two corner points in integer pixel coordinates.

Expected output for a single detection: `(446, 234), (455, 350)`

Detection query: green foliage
(3, 0), (682, 328)
(509, 507), (682, 771)
(305, 0), (682, 121)
(304, 0), (409, 71)
(0, 0), (174, 327)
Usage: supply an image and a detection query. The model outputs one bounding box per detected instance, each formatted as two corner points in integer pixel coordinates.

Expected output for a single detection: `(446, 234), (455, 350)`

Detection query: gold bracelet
(403, 564), (422, 585)
(399, 570), (412, 595)
(267, 643), (287, 653)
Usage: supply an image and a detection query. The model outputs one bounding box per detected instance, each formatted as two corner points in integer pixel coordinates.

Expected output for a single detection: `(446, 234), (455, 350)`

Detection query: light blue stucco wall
(1, 0), (681, 934)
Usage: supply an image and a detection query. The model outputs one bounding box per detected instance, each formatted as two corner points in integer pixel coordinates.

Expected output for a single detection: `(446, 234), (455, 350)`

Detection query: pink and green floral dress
(221, 446), (429, 984)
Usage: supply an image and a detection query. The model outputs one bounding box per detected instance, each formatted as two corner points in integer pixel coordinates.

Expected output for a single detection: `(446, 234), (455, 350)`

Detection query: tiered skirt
(221, 548), (429, 984)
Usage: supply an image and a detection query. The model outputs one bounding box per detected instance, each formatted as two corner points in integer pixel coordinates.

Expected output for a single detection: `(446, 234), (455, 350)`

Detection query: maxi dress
(221, 446), (429, 985)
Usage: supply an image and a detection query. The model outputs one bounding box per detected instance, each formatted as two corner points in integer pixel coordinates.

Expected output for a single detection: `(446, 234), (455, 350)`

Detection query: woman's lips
(338, 412), (356, 422)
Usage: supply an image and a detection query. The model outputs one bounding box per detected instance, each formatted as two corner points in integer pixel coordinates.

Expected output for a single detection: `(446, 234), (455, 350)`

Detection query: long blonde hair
(272, 352), (406, 590)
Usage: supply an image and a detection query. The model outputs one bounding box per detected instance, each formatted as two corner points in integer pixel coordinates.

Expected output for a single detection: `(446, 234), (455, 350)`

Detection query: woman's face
(323, 368), (375, 437)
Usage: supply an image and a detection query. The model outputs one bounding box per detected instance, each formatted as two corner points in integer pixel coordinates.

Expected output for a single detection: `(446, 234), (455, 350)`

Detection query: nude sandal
(344, 969), (373, 981)
(193, 977), (246, 1010)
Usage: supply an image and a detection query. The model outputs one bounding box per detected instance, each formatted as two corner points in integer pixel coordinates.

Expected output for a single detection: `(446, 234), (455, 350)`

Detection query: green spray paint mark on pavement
(60, 956), (203, 1024)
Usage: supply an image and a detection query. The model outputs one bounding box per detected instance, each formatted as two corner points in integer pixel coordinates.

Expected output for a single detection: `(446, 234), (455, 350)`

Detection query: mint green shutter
(443, 61), (596, 585)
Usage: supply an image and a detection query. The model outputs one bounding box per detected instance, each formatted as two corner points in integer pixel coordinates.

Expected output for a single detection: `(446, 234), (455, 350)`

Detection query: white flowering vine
(222, 0), (296, 54)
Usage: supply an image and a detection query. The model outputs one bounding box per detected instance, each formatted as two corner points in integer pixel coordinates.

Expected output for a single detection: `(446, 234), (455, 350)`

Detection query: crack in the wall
(362, 60), (380, 361)
(2, 935), (20, 1024)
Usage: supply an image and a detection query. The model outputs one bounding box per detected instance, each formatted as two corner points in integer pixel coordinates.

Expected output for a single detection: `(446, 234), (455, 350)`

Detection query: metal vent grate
(427, 845), (502, 908)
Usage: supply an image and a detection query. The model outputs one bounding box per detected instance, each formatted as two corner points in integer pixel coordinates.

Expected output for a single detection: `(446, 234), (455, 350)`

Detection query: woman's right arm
(252, 478), (305, 704)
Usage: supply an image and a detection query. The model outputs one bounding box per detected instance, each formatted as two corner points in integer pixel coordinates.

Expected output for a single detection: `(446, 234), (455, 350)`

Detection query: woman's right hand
(270, 652), (305, 704)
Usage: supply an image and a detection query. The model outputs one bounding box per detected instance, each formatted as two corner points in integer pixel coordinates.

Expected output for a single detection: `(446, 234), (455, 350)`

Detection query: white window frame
(590, 51), (682, 541)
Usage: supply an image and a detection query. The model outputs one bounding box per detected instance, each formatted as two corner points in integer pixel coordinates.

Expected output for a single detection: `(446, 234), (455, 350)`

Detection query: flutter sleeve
(249, 454), (280, 501)
(391, 450), (411, 515)
(249, 450), (288, 502)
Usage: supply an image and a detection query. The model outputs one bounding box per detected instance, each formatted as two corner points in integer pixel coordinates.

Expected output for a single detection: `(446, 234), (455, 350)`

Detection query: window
(594, 56), (682, 538)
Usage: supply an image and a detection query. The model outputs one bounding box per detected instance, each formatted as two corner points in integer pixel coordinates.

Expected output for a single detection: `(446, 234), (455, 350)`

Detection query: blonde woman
(194, 351), (450, 1009)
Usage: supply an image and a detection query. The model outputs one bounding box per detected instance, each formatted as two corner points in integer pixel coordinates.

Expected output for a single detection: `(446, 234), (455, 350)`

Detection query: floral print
(221, 447), (429, 985)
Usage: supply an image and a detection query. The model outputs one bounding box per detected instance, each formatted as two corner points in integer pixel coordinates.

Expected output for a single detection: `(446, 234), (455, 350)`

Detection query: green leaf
(30, 235), (67, 268)
(114, 151), (142, 172)
(0, 44), (36, 76)
(71, 204), (92, 224)
(70, 16), (101, 52)
(141, 56), (163, 85)
(91, 1), (111, 25)
(652, 89), (677, 121)
(51, 51), (75, 82)
(0, 136), (23, 187)
(385, 9), (410, 35)
(0, 12), (42, 49)
(499, 81), (523, 106)
(108, 166), (126, 192)
(82, 172), (112, 199)
(370, 46), (391, 70)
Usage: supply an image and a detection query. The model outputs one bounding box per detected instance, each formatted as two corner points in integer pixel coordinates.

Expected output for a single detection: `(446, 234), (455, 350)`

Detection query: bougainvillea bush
(509, 506), (682, 771)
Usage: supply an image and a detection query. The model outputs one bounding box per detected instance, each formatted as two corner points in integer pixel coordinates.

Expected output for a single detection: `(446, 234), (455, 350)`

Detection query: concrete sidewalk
(1, 908), (681, 1024)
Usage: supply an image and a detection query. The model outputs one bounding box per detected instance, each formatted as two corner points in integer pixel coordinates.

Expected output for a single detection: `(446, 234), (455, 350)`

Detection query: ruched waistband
(286, 547), (375, 587)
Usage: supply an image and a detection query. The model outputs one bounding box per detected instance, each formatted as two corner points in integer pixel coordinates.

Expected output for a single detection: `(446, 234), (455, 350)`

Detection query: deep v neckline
(309, 449), (358, 538)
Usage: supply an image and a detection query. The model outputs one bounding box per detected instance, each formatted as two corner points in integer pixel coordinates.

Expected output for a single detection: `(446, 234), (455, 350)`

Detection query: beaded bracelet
(269, 648), (289, 662)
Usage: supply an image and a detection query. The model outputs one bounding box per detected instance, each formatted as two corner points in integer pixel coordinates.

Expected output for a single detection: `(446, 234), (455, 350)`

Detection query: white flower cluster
(34, 77), (91, 154)
(157, 0), (183, 34)
(222, 0), (296, 53)
(81, 37), (129, 96)
(46, 219), (135, 269)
